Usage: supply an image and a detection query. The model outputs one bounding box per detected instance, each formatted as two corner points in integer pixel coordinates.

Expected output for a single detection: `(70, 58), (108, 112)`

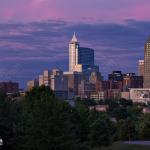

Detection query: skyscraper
(138, 60), (144, 76)
(144, 38), (150, 88)
(69, 33), (95, 72)
(69, 32), (79, 72)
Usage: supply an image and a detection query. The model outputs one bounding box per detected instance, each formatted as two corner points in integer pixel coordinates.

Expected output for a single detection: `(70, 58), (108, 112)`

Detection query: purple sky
(0, 0), (150, 22)
(0, 0), (150, 88)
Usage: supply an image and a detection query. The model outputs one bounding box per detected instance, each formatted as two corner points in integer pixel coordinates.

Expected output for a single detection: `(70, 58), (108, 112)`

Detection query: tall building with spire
(69, 32), (79, 72)
(69, 33), (95, 72)
(144, 37), (150, 88)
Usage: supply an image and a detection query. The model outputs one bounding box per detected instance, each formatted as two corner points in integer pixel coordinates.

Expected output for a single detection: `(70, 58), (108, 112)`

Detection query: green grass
(92, 141), (150, 150)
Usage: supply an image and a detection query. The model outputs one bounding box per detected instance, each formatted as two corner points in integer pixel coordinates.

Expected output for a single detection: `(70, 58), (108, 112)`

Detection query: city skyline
(0, 0), (150, 88)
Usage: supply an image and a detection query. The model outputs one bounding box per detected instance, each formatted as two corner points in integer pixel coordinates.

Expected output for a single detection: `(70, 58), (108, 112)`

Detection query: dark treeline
(0, 86), (150, 150)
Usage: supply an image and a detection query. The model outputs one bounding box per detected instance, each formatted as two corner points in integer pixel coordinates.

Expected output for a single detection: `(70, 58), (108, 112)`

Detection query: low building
(0, 81), (19, 93)
(123, 73), (143, 91)
(89, 105), (108, 112)
(107, 89), (121, 99)
(121, 92), (130, 100)
(129, 88), (150, 104)
(143, 107), (150, 113)
(90, 92), (105, 101)
(78, 80), (96, 99)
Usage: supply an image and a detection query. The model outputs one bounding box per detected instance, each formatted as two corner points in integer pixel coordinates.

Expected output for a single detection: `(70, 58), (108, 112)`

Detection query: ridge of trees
(0, 86), (150, 150)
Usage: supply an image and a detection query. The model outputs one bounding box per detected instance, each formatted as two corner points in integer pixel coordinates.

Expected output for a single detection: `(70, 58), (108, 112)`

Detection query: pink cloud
(0, 0), (150, 22)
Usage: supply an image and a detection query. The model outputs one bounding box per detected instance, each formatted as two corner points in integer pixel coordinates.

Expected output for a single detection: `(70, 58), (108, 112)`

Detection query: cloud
(0, 0), (150, 22)
(0, 19), (149, 87)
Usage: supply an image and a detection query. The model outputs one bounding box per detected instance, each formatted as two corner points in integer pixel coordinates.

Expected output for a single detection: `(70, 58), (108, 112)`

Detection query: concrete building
(108, 71), (123, 91)
(108, 71), (123, 81)
(138, 60), (144, 76)
(50, 69), (68, 100)
(89, 71), (103, 92)
(107, 89), (121, 99)
(89, 105), (108, 112)
(129, 88), (150, 104)
(36, 69), (68, 99)
(78, 80), (96, 99)
(123, 73), (143, 91)
(27, 79), (39, 91)
(121, 92), (130, 100)
(144, 37), (150, 88)
(64, 71), (83, 99)
(39, 70), (51, 87)
(0, 81), (19, 93)
(90, 92), (105, 101)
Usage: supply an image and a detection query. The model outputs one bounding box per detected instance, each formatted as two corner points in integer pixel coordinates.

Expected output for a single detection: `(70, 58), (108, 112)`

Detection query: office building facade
(138, 60), (144, 76)
(144, 38), (150, 88)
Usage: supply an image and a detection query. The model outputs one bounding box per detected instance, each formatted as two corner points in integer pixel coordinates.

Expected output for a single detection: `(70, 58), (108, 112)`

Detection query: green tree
(21, 86), (84, 150)
(88, 111), (113, 148)
(89, 119), (111, 148)
(138, 114), (150, 140)
(0, 92), (20, 150)
(74, 100), (90, 143)
(117, 118), (137, 141)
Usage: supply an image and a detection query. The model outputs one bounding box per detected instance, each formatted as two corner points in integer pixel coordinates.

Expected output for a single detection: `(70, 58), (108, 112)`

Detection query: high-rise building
(138, 60), (144, 76)
(69, 33), (80, 72)
(69, 33), (95, 72)
(144, 38), (150, 88)
(27, 79), (39, 91)
(123, 73), (143, 91)
(108, 71), (123, 81)
(108, 71), (123, 90)
(39, 70), (51, 87)
(50, 69), (68, 99)
(64, 72), (83, 99)
(78, 80), (96, 99)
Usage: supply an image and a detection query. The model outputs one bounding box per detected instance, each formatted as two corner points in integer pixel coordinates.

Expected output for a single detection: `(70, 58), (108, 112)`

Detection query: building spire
(71, 32), (78, 43)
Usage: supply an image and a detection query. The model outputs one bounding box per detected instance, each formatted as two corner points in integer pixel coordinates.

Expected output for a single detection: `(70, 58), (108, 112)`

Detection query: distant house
(143, 107), (150, 113)
(89, 105), (108, 112)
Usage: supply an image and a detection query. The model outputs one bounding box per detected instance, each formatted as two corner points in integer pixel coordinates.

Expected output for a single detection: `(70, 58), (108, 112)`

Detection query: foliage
(0, 92), (21, 150)
(1, 88), (150, 150)
(138, 114), (150, 140)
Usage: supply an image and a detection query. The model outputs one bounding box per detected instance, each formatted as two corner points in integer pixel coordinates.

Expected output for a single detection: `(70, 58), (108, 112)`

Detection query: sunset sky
(0, 0), (150, 88)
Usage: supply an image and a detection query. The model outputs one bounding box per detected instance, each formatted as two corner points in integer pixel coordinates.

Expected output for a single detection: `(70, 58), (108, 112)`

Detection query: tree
(117, 118), (137, 141)
(21, 86), (84, 150)
(138, 114), (150, 140)
(89, 119), (111, 148)
(74, 100), (90, 143)
(0, 92), (20, 150)
(88, 112), (113, 148)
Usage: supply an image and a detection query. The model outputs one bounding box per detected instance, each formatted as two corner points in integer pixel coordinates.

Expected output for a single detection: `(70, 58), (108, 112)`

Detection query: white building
(69, 32), (79, 72)
(27, 79), (39, 91)
(39, 70), (51, 87)
(129, 88), (150, 104)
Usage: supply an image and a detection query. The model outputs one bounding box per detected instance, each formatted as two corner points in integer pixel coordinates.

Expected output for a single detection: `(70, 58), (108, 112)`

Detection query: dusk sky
(0, 0), (150, 88)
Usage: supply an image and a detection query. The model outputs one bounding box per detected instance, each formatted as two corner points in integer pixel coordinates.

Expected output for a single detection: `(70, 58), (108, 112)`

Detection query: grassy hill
(92, 142), (150, 150)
